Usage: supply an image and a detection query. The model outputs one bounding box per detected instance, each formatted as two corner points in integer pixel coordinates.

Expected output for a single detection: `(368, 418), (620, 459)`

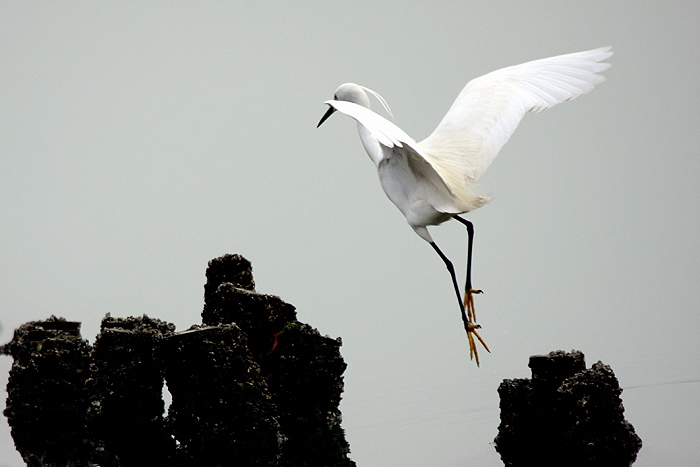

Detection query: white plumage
(317, 47), (612, 365)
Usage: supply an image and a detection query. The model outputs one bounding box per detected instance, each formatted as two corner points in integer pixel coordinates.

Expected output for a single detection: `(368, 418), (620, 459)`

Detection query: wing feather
(417, 47), (613, 186)
(325, 100), (410, 149)
(327, 99), (479, 213)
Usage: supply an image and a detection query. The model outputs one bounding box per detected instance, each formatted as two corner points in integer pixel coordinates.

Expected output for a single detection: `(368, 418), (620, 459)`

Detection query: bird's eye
(333, 94), (338, 100)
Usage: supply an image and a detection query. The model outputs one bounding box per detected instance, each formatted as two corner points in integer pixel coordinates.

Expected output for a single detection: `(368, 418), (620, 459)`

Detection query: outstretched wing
(417, 47), (613, 185)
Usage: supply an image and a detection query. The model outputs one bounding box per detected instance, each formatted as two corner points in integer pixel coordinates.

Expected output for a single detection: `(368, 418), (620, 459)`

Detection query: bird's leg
(453, 216), (484, 324)
(429, 241), (489, 366)
(453, 216), (490, 358)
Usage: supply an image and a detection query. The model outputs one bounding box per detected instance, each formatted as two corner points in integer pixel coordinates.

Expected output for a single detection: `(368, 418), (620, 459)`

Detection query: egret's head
(334, 83), (371, 107)
(317, 83), (393, 128)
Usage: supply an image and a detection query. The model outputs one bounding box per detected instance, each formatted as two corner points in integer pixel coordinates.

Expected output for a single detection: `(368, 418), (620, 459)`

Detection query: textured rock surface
(161, 323), (282, 466)
(2, 316), (94, 466)
(198, 254), (354, 467)
(495, 350), (642, 466)
(90, 315), (176, 466)
(2, 254), (355, 467)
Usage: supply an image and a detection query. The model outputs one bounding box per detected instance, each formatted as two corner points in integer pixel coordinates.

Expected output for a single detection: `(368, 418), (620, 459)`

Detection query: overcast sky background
(2, 2), (699, 466)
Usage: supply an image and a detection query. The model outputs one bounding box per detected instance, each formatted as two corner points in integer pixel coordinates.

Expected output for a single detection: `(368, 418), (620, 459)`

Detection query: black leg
(430, 236), (489, 365)
(429, 241), (470, 332)
(452, 215), (479, 293)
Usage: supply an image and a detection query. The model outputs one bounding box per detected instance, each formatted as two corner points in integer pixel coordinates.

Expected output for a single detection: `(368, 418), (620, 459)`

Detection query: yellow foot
(463, 289), (488, 366)
(466, 322), (490, 367)
(463, 288), (483, 323)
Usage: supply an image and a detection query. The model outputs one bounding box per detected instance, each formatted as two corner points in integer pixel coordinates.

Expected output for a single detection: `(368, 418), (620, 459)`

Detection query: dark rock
(3, 316), (94, 466)
(200, 255), (355, 467)
(202, 284), (296, 358)
(529, 349), (586, 390)
(90, 314), (177, 466)
(263, 322), (352, 467)
(2, 254), (356, 467)
(160, 324), (282, 467)
(203, 254), (256, 306)
(495, 350), (642, 466)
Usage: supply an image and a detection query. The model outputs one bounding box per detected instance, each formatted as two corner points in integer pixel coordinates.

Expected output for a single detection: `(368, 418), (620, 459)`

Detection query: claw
(465, 322), (490, 367)
(472, 327), (490, 354)
(463, 289), (489, 366)
(467, 330), (477, 365)
(463, 289), (483, 325)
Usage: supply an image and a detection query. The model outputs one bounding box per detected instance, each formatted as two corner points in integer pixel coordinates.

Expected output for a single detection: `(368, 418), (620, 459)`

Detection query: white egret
(317, 47), (612, 365)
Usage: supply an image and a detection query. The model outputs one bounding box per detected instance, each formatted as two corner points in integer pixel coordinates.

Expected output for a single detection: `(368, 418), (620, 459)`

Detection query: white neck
(357, 121), (385, 167)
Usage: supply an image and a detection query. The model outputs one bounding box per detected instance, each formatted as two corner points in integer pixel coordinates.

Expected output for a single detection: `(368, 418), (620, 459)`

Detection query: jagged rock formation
(2, 317), (94, 466)
(160, 323), (281, 466)
(495, 350), (642, 466)
(90, 315), (177, 466)
(1, 254), (355, 467)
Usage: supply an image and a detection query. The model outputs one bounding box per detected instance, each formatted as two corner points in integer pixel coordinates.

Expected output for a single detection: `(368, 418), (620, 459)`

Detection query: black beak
(317, 105), (336, 128)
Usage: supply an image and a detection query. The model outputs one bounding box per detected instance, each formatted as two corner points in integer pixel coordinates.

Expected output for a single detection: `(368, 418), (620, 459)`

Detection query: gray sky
(1, 2), (699, 466)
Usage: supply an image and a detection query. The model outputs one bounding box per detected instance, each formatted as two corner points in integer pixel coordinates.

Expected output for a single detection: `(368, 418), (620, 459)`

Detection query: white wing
(417, 47), (613, 186)
(326, 99), (414, 149)
(327, 99), (478, 213)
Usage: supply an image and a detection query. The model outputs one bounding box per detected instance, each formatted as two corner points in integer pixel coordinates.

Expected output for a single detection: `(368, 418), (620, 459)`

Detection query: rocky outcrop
(495, 350), (642, 466)
(1, 254), (355, 467)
